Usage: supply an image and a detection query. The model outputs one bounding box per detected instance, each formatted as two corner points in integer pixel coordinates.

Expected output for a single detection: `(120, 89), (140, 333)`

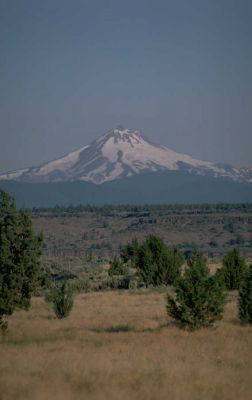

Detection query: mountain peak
(95, 128), (143, 151)
(0, 128), (252, 185)
(102, 127), (142, 140)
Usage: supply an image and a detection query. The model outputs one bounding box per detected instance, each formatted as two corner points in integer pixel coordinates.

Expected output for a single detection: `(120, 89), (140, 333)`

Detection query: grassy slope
(0, 290), (251, 400)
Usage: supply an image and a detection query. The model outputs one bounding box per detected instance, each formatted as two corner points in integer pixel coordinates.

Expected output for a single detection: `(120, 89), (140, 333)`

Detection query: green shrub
(70, 278), (91, 293)
(238, 266), (252, 324)
(108, 257), (128, 276)
(99, 276), (121, 291)
(128, 277), (138, 290)
(221, 248), (247, 290)
(120, 238), (140, 265)
(49, 281), (74, 319)
(136, 235), (183, 286)
(167, 250), (226, 329)
(101, 274), (138, 290)
(119, 274), (139, 289)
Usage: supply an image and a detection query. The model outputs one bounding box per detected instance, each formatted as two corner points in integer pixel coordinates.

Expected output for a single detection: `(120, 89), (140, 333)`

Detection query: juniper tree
(238, 266), (252, 324)
(136, 235), (183, 286)
(120, 238), (140, 265)
(221, 248), (247, 290)
(0, 189), (42, 330)
(167, 250), (226, 329)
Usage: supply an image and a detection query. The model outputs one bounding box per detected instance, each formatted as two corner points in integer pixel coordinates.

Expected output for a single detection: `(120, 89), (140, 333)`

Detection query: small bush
(128, 278), (138, 290)
(101, 274), (138, 290)
(0, 317), (8, 333)
(70, 278), (91, 293)
(49, 281), (74, 319)
(108, 257), (129, 276)
(167, 250), (226, 330)
(221, 248), (247, 290)
(238, 266), (252, 324)
(99, 276), (122, 290)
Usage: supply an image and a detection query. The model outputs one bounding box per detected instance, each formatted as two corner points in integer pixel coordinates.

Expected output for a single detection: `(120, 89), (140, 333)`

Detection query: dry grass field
(1, 290), (251, 400)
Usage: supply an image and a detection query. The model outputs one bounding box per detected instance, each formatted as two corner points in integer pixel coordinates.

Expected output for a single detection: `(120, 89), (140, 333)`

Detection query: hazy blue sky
(0, 0), (251, 173)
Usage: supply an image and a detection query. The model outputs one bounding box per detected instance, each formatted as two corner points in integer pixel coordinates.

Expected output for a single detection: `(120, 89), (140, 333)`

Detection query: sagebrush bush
(70, 278), (91, 293)
(238, 266), (252, 324)
(221, 248), (247, 290)
(108, 257), (128, 276)
(49, 281), (74, 319)
(167, 250), (226, 329)
(101, 274), (138, 290)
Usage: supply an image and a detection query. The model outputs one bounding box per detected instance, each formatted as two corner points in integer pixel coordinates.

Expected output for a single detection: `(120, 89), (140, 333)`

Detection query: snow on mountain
(0, 128), (251, 184)
(34, 145), (89, 175)
(0, 168), (30, 181)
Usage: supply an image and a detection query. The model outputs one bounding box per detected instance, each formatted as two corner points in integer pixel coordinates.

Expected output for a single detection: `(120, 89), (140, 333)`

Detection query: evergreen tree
(136, 235), (183, 286)
(120, 238), (140, 265)
(0, 189), (42, 330)
(163, 247), (184, 285)
(238, 266), (252, 324)
(136, 241), (155, 285)
(167, 250), (226, 329)
(221, 248), (247, 290)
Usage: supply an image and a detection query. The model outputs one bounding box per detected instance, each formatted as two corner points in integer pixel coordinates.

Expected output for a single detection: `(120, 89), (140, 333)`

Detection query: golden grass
(0, 290), (252, 400)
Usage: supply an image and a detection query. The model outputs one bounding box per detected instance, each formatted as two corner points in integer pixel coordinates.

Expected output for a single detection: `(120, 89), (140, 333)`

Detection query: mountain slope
(1, 171), (252, 208)
(1, 128), (252, 184)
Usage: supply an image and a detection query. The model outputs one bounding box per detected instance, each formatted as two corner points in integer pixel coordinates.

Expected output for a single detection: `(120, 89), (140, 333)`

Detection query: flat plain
(1, 289), (251, 400)
(32, 204), (252, 262)
(1, 204), (251, 400)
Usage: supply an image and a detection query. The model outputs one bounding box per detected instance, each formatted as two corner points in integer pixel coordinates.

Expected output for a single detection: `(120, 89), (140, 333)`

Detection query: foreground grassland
(1, 290), (251, 400)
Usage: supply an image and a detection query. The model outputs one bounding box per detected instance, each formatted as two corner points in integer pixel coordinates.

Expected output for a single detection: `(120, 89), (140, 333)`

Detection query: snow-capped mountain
(1, 128), (252, 184)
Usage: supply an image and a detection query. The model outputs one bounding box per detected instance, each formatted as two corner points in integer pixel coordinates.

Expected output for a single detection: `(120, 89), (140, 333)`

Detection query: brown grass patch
(0, 290), (252, 400)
